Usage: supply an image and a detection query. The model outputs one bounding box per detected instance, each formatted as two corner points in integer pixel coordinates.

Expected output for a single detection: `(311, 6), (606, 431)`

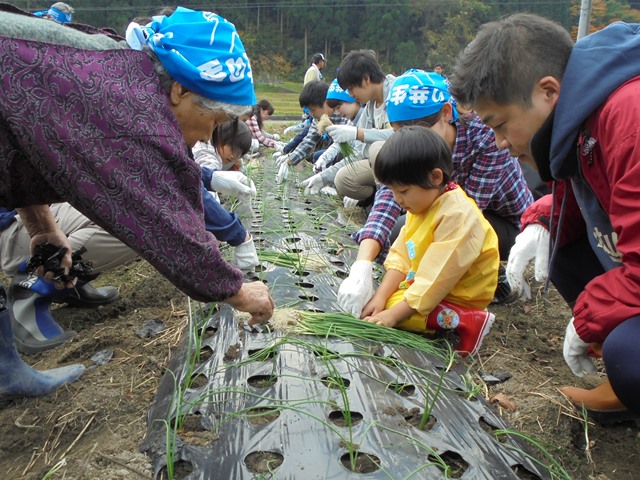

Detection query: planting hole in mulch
(199, 324), (217, 339)
(298, 294), (319, 302)
(180, 413), (206, 433)
(296, 281), (314, 288)
(479, 416), (507, 443)
(223, 342), (242, 361)
(321, 375), (351, 389)
(340, 452), (381, 473)
(387, 382), (416, 397)
(335, 269), (348, 278)
(244, 450), (284, 474)
(186, 373), (208, 389)
(247, 374), (278, 389)
(199, 345), (213, 362)
(293, 270), (311, 277)
(427, 450), (468, 478)
(396, 406), (437, 431)
(329, 259), (345, 267)
(512, 463), (544, 480)
(305, 307), (325, 313)
(246, 407), (281, 426)
(328, 410), (364, 427)
(284, 236), (301, 243)
(454, 387), (479, 402)
(159, 459), (193, 479)
(248, 348), (277, 361)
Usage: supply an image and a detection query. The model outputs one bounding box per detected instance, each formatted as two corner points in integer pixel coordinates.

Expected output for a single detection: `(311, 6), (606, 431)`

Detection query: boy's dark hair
(311, 53), (325, 65)
(374, 126), (452, 189)
(211, 118), (252, 156)
(325, 98), (342, 109)
(253, 99), (274, 129)
(299, 81), (330, 108)
(336, 50), (385, 90)
(391, 110), (443, 130)
(450, 13), (573, 108)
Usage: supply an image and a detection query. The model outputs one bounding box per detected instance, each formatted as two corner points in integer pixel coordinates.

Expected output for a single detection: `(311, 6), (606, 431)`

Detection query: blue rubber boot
(0, 286), (84, 400)
(8, 267), (76, 354)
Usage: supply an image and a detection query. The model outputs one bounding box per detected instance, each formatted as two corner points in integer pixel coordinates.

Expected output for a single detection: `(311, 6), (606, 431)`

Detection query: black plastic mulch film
(142, 162), (551, 479)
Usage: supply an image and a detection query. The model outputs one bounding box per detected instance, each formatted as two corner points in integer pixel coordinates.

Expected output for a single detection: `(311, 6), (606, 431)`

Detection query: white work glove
(343, 196), (359, 208)
(210, 171), (256, 198)
(301, 174), (324, 195)
(272, 151), (283, 161)
(338, 260), (375, 317)
(250, 138), (260, 153)
(276, 154), (291, 167)
(273, 141), (286, 153)
(563, 318), (597, 377)
(283, 124), (300, 135)
(326, 125), (358, 144)
(505, 224), (550, 301)
(272, 133), (281, 141)
(233, 236), (259, 270)
(320, 186), (338, 196)
(275, 162), (290, 184)
(313, 152), (332, 173)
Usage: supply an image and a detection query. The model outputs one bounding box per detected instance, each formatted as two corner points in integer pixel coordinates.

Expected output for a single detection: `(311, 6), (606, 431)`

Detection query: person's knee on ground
(602, 316), (640, 414)
(334, 159), (376, 202)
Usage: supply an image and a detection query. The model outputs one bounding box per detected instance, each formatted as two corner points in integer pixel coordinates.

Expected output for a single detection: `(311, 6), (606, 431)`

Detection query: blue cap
(387, 69), (457, 123)
(34, 6), (73, 23)
(141, 7), (256, 106)
(326, 79), (355, 103)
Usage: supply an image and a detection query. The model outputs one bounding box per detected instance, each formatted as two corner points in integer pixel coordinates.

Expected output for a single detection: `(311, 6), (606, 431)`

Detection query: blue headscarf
(33, 6), (73, 23)
(326, 79), (355, 103)
(387, 69), (457, 123)
(126, 7), (256, 106)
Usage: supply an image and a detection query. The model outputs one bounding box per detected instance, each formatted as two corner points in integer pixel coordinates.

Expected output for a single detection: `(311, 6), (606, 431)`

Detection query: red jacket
(522, 78), (640, 343)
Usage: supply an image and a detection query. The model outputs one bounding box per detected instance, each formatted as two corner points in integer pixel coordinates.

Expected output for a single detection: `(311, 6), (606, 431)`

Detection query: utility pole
(577, 0), (593, 40)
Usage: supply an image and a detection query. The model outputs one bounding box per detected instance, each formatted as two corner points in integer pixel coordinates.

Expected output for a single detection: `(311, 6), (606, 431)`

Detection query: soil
(1, 158), (639, 479)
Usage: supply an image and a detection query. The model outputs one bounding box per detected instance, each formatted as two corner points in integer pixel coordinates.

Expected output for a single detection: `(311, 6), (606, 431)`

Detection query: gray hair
(148, 49), (252, 118)
(51, 2), (74, 14)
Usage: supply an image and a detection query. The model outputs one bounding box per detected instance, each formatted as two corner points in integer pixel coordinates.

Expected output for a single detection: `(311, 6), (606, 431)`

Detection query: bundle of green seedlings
(317, 114), (356, 162)
(271, 309), (454, 366)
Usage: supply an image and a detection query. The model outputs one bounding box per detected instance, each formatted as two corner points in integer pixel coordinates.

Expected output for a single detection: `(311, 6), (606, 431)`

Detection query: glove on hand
(250, 138), (260, 154)
(326, 125), (358, 144)
(276, 154), (291, 167)
(320, 186), (338, 196)
(314, 151), (333, 173)
(275, 162), (290, 184)
(233, 236), (259, 270)
(301, 174), (324, 195)
(210, 171), (256, 198)
(337, 260), (374, 317)
(273, 141), (286, 153)
(272, 133), (281, 141)
(343, 196), (359, 208)
(283, 124), (301, 135)
(505, 224), (550, 300)
(563, 318), (597, 377)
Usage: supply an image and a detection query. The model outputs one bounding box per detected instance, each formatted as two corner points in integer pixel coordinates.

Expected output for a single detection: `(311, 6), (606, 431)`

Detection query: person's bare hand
(29, 230), (74, 289)
(225, 281), (275, 325)
(360, 296), (385, 319)
(362, 310), (399, 328)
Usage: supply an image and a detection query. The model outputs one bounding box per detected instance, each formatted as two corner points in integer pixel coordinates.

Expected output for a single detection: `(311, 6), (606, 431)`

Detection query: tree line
(12, 0), (640, 82)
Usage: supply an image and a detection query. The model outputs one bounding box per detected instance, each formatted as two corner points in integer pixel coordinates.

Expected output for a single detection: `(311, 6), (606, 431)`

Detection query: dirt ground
(1, 154), (639, 479)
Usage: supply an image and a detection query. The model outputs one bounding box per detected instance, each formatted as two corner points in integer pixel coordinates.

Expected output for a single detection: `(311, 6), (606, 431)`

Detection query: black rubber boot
(59, 281), (119, 308)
